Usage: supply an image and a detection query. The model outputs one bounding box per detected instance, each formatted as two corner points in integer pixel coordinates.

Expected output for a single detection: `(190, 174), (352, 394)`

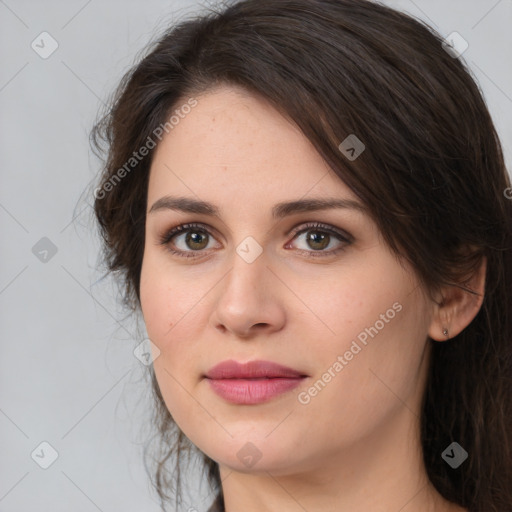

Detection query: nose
(210, 249), (286, 339)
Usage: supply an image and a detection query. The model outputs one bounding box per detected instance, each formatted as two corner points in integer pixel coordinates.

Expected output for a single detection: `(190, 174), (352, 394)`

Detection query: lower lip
(206, 377), (305, 405)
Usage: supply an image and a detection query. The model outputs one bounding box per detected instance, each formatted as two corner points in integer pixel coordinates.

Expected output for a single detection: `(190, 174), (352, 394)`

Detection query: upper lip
(204, 359), (307, 379)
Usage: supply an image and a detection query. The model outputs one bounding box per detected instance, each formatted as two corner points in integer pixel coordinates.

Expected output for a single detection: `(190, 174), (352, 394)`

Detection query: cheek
(294, 294), (430, 452)
(139, 252), (190, 345)
(139, 252), (210, 372)
(285, 260), (408, 347)
(295, 258), (430, 397)
(139, 262), (185, 382)
(140, 258), (207, 429)
(139, 265), (168, 343)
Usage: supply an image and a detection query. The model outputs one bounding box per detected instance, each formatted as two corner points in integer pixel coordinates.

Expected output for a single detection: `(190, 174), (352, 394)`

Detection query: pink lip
(204, 359), (308, 405)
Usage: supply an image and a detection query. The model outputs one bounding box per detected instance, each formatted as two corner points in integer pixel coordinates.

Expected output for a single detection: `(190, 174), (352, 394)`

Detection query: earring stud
(442, 328), (449, 337)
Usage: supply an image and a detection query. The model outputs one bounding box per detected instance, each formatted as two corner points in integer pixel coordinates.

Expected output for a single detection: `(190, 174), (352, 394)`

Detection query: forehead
(147, 86), (357, 212)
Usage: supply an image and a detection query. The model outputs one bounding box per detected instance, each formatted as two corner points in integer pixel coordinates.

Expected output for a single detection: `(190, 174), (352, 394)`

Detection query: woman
(91, 0), (512, 510)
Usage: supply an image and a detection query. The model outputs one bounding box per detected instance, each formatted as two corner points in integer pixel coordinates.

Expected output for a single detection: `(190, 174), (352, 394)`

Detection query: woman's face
(140, 85), (435, 476)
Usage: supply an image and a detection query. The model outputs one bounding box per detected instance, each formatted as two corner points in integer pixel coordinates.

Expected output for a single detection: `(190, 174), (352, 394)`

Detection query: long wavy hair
(90, 1), (512, 510)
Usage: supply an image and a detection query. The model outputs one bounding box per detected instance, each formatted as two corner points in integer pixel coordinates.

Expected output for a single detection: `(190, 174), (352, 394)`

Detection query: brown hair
(91, 1), (512, 510)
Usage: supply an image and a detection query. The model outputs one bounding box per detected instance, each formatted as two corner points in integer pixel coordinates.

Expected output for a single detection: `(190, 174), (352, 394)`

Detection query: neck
(219, 403), (463, 512)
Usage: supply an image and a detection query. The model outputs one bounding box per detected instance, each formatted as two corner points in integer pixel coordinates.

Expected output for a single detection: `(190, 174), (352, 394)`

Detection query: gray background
(1, 0), (511, 511)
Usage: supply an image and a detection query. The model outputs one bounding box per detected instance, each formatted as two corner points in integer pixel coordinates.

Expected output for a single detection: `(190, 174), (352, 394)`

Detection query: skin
(139, 85), (484, 512)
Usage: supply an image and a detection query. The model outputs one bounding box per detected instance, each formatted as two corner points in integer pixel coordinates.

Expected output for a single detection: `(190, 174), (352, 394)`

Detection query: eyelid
(287, 221), (353, 243)
(284, 221), (352, 258)
(158, 222), (221, 249)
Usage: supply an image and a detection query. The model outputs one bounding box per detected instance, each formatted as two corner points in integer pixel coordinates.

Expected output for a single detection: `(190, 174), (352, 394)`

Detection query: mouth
(203, 359), (308, 405)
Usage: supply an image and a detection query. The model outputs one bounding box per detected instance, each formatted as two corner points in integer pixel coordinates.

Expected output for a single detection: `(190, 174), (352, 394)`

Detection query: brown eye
(304, 230), (331, 251)
(287, 222), (352, 258)
(159, 223), (219, 258)
(184, 231), (209, 250)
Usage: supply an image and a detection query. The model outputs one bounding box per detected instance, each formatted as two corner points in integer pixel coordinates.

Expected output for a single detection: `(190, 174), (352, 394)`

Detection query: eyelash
(158, 222), (352, 259)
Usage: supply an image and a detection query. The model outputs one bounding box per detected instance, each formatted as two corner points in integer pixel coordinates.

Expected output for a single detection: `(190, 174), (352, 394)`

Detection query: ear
(428, 256), (486, 341)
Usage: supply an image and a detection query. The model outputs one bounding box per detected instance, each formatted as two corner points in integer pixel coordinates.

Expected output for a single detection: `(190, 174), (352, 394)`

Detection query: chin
(201, 435), (307, 476)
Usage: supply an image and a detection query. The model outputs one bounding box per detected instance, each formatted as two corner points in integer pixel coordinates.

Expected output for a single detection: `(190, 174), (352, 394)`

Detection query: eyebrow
(148, 195), (367, 219)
